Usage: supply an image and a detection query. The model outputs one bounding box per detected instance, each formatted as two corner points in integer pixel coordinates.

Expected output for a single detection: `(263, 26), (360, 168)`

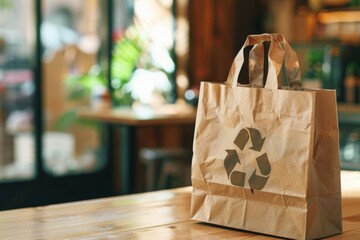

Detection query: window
(41, 0), (106, 176)
(0, 0), (113, 210)
(0, 0), (36, 182)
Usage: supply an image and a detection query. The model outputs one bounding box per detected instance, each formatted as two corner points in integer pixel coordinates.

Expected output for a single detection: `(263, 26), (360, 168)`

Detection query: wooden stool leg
(158, 161), (191, 189)
(140, 148), (192, 190)
(158, 162), (170, 190)
(144, 161), (155, 191)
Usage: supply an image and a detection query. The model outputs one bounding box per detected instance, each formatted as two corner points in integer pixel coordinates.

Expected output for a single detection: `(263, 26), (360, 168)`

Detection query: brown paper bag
(190, 34), (342, 240)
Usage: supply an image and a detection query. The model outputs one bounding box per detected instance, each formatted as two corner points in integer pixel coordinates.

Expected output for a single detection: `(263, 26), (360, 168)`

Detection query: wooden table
(79, 103), (197, 194)
(0, 171), (359, 239)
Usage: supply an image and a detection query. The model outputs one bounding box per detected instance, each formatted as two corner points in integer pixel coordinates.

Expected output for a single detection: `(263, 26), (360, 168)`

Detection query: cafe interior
(1, 0), (360, 211)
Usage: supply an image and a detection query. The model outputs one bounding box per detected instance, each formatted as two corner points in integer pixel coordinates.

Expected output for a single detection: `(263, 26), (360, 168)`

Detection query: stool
(140, 148), (192, 191)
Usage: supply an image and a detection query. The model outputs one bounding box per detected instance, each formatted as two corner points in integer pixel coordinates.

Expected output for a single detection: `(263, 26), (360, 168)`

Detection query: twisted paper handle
(226, 33), (303, 90)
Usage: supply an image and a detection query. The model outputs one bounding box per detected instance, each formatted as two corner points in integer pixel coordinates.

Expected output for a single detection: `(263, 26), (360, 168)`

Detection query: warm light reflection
(125, 69), (172, 105)
(176, 17), (189, 57)
(318, 11), (360, 24)
(177, 73), (189, 91)
(175, 0), (189, 100)
(134, 0), (174, 50)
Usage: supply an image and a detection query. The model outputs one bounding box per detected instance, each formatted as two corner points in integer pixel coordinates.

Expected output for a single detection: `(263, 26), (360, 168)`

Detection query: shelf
(310, 6), (360, 44)
(338, 103), (360, 112)
(337, 103), (360, 124)
(340, 160), (360, 171)
(318, 8), (360, 24)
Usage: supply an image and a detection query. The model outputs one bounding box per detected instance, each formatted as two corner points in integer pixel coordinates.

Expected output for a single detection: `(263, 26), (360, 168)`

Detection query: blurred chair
(140, 148), (192, 191)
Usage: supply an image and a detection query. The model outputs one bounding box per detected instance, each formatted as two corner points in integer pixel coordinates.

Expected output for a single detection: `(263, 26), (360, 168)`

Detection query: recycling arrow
(224, 150), (240, 178)
(248, 128), (266, 152)
(224, 127), (271, 191)
(248, 153), (271, 190)
(224, 150), (246, 187)
(234, 128), (249, 151)
(234, 128), (265, 152)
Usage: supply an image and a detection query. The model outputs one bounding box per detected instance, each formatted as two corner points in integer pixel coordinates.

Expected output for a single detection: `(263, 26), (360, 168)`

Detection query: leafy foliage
(111, 26), (144, 106)
(66, 65), (106, 102)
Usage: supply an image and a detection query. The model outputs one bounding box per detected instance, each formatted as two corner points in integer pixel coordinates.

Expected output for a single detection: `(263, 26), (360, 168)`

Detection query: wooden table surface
(1, 171), (359, 239)
(78, 103), (197, 126)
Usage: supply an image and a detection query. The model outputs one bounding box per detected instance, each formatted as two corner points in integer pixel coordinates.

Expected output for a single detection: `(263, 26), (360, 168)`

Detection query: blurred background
(1, 0), (360, 210)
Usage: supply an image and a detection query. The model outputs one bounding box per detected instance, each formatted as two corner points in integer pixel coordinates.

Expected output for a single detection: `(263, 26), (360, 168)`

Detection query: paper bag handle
(273, 34), (302, 90)
(226, 34), (303, 90)
(250, 34), (303, 90)
(225, 34), (273, 88)
(247, 38), (283, 89)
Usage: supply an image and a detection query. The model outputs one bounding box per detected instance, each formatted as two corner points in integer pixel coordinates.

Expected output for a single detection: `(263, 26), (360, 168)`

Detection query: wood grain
(0, 171), (359, 239)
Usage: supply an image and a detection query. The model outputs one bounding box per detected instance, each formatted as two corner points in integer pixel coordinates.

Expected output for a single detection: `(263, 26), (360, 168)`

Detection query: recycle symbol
(224, 127), (271, 191)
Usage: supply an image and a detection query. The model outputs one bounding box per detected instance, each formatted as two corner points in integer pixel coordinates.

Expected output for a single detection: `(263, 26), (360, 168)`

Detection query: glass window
(41, 0), (107, 176)
(0, 0), (36, 182)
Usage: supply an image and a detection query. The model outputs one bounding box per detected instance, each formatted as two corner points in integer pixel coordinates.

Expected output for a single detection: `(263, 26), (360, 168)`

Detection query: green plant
(111, 26), (144, 106)
(54, 65), (106, 131)
(66, 65), (106, 102)
(55, 24), (175, 130)
(53, 28), (142, 130)
(110, 25), (175, 106)
(0, 0), (12, 8)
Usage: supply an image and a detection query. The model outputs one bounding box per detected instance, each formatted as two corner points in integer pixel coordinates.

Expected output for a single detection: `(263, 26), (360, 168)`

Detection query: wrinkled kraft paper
(190, 82), (342, 239)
